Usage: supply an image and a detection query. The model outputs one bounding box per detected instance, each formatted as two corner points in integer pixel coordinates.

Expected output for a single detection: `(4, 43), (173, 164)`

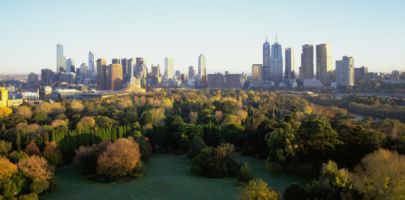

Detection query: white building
(88, 51), (95, 76)
(270, 42), (283, 82)
(56, 44), (66, 72)
(335, 56), (354, 88)
(316, 44), (333, 86)
(198, 54), (206, 78)
(164, 57), (174, 79)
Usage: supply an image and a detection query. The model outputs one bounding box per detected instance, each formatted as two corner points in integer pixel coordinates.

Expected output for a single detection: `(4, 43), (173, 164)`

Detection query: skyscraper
(262, 39), (271, 81)
(198, 54), (206, 77)
(285, 48), (295, 80)
(107, 64), (123, 90)
(56, 44), (66, 72)
(336, 56), (354, 88)
(301, 44), (314, 80)
(65, 58), (75, 73)
(88, 51), (95, 77)
(164, 57), (174, 79)
(96, 58), (107, 90)
(270, 42), (283, 82)
(316, 44), (333, 86)
(251, 64), (262, 82)
(188, 66), (195, 79)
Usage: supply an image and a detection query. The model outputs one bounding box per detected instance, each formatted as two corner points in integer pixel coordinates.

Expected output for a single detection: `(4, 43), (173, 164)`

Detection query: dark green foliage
(18, 193), (39, 200)
(0, 140), (12, 155)
(29, 179), (50, 194)
(284, 183), (308, 200)
(187, 136), (207, 159)
(1, 173), (26, 198)
(237, 162), (253, 184)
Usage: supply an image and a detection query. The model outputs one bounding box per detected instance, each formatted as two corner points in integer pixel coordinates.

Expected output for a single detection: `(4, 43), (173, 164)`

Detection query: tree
(297, 117), (341, 166)
(351, 149), (405, 200)
(0, 107), (12, 119)
(18, 155), (53, 181)
(0, 156), (17, 181)
(42, 142), (62, 166)
(25, 141), (41, 156)
(0, 140), (12, 155)
(187, 136), (207, 159)
(69, 101), (84, 113)
(15, 106), (32, 119)
(308, 161), (352, 200)
(266, 122), (298, 169)
(284, 183), (308, 200)
(97, 138), (141, 179)
(76, 116), (96, 130)
(239, 179), (280, 200)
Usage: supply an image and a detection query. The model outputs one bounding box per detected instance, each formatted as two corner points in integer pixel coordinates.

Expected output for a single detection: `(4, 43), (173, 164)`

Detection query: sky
(0, 0), (404, 74)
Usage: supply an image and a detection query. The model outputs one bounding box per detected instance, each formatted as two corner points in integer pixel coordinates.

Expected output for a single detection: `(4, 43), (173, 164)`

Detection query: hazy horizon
(1, 0), (404, 74)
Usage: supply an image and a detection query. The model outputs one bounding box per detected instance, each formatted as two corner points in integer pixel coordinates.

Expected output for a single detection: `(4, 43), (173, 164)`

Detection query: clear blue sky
(0, 0), (404, 74)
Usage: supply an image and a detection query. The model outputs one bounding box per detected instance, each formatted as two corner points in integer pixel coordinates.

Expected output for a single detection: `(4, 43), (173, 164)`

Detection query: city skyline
(1, 0), (405, 74)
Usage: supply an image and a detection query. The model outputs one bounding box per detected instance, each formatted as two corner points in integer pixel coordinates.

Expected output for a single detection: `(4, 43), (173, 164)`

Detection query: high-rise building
(198, 54), (206, 77)
(354, 66), (368, 81)
(316, 44), (333, 86)
(107, 64), (123, 90)
(335, 56), (354, 88)
(270, 42), (283, 82)
(134, 58), (148, 79)
(164, 57), (174, 78)
(112, 58), (121, 64)
(65, 58), (75, 73)
(41, 69), (55, 86)
(301, 44), (314, 80)
(56, 44), (66, 72)
(88, 51), (95, 76)
(96, 58), (107, 90)
(251, 64), (262, 82)
(188, 66), (195, 79)
(285, 48), (295, 79)
(262, 39), (271, 81)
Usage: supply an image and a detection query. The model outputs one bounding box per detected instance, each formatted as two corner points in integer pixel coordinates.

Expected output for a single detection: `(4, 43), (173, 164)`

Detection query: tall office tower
(262, 39), (271, 81)
(285, 48), (295, 79)
(198, 54), (206, 77)
(134, 58), (148, 79)
(65, 58), (75, 73)
(164, 57), (174, 78)
(188, 66), (195, 79)
(300, 44), (314, 80)
(251, 64), (262, 82)
(107, 64), (123, 90)
(96, 58), (107, 90)
(56, 44), (66, 72)
(88, 51), (95, 76)
(270, 42), (283, 82)
(120, 58), (130, 82)
(316, 44), (333, 86)
(151, 65), (161, 77)
(335, 56), (354, 88)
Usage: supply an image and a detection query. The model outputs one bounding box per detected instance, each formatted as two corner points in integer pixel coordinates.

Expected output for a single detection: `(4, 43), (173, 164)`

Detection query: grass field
(42, 154), (307, 200)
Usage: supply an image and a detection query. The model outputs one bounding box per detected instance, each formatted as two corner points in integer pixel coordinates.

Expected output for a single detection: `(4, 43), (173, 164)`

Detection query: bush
(18, 193), (38, 200)
(96, 138), (141, 180)
(239, 179), (280, 200)
(187, 136), (206, 159)
(18, 156), (53, 181)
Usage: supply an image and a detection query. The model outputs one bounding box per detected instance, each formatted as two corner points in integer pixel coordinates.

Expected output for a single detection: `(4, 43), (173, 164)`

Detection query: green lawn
(42, 154), (307, 200)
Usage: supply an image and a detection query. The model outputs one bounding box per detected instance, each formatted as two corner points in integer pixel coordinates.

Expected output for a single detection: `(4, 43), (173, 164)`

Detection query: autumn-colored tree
(69, 101), (84, 113)
(239, 179), (280, 200)
(0, 107), (13, 119)
(25, 141), (41, 156)
(0, 140), (12, 155)
(76, 116), (96, 130)
(351, 149), (405, 200)
(51, 119), (67, 128)
(97, 138), (141, 178)
(0, 156), (18, 181)
(18, 155), (53, 181)
(15, 106), (33, 119)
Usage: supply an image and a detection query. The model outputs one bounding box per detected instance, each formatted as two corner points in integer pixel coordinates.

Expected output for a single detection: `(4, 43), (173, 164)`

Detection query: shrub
(42, 142), (62, 166)
(0, 156), (17, 181)
(24, 141), (41, 156)
(187, 136), (207, 159)
(18, 156), (53, 181)
(96, 138), (141, 179)
(239, 179), (280, 200)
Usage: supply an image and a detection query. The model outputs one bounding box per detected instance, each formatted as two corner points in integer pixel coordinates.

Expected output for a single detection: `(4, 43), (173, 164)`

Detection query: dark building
(41, 69), (55, 86)
(354, 66), (368, 82)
